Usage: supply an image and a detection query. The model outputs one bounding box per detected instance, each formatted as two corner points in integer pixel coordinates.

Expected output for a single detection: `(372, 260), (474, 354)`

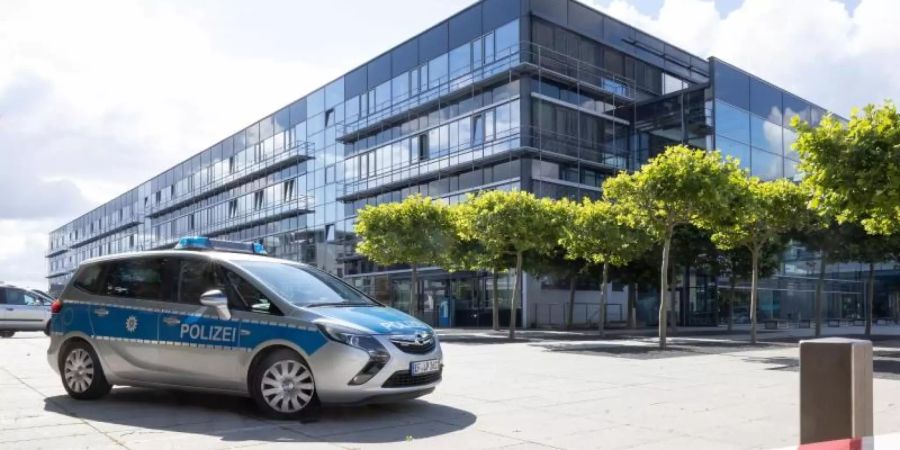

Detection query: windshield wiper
(302, 302), (376, 308)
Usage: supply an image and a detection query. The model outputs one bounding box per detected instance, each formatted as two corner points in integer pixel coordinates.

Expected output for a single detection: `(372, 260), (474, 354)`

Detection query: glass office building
(49, 0), (887, 328)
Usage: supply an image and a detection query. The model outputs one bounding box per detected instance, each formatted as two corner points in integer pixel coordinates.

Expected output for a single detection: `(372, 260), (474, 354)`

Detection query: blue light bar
(174, 236), (211, 250)
(174, 236), (267, 255)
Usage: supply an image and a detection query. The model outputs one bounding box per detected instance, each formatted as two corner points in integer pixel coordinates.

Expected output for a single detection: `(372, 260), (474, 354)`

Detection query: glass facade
(49, 0), (875, 329)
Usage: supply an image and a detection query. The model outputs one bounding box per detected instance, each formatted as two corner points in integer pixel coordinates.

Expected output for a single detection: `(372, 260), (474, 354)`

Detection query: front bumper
(308, 334), (443, 405)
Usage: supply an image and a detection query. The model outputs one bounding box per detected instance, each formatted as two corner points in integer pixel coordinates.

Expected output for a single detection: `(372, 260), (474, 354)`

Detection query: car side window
(73, 264), (104, 294)
(22, 293), (42, 306)
(224, 270), (281, 316)
(0, 288), (7, 304)
(5, 289), (26, 306)
(104, 258), (164, 300)
(177, 259), (225, 305)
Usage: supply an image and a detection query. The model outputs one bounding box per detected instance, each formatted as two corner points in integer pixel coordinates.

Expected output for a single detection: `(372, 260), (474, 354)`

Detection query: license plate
(410, 359), (441, 376)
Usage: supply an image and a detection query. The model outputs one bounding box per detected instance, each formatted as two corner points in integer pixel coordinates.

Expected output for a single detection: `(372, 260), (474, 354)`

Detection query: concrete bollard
(799, 337), (873, 444)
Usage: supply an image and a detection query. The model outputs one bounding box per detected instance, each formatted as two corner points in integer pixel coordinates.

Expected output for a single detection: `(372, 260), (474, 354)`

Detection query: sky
(0, 0), (897, 290)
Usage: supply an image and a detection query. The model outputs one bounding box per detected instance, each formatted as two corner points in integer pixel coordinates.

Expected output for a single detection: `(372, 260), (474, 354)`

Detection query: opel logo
(414, 332), (432, 345)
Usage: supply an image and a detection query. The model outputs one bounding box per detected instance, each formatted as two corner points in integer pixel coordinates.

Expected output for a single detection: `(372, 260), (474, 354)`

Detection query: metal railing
(337, 40), (636, 143)
(530, 302), (624, 328)
(145, 141), (314, 218)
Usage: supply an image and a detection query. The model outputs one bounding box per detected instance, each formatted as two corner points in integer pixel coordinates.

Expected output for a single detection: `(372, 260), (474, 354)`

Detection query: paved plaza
(3, 328), (900, 449)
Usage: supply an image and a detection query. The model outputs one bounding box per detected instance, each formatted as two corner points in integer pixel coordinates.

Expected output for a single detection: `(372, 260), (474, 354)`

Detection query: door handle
(240, 329), (251, 336)
(162, 316), (181, 326)
(93, 308), (109, 317)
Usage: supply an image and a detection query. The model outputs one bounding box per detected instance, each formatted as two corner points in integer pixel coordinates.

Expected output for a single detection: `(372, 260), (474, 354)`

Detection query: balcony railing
(337, 41), (635, 146)
(338, 127), (523, 201)
(148, 195), (313, 250)
(146, 141), (314, 218)
(67, 219), (143, 249)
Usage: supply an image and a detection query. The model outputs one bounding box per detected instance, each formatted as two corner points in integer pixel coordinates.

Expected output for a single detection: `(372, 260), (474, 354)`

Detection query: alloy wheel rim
(261, 360), (314, 413)
(64, 348), (94, 393)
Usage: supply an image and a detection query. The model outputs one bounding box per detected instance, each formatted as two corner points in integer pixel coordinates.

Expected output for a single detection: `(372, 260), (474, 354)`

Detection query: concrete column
(799, 337), (873, 444)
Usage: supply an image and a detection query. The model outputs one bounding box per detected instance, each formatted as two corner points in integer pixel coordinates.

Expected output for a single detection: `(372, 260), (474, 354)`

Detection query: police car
(47, 237), (442, 419)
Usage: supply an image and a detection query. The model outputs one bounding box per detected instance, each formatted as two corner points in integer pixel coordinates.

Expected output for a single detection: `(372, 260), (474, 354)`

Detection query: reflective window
(176, 259), (223, 305)
(428, 54), (448, 89)
(785, 159), (801, 182)
(751, 149), (783, 180)
(103, 258), (165, 300)
(494, 19), (518, 56)
(750, 115), (782, 154)
(714, 62), (749, 109)
(783, 93), (811, 126)
(449, 43), (470, 79)
(783, 127), (799, 161)
(716, 135), (750, 171)
(234, 261), (376, 307)
(715, 101), (750, 144)
(749, 78), (782, 124)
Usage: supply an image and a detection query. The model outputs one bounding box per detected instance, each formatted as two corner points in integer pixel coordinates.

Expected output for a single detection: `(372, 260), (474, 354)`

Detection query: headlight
(318, 323), (391, 386)
(317, 323), (390, 364)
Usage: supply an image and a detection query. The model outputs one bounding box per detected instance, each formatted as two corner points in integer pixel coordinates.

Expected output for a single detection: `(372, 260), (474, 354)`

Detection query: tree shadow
(44, 387), (475, 444)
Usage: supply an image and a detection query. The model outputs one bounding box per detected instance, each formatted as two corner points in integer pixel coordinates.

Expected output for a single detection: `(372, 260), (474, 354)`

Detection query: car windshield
(233, 260), (377, 307)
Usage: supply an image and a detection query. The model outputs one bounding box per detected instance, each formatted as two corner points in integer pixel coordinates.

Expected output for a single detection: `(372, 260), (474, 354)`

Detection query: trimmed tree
(604, 145), (746, 349)
(441, 215), (514, 330)
(710, 178), (809, 344)
(456, 190), (558, 339)
(560, 198), (652, 337)
(794, 102), (900, 236)
(354, 194), (455, 316)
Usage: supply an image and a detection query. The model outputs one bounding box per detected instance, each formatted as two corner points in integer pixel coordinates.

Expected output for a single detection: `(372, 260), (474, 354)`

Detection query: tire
(249, 348), (319, 420)
(59, 340), (111, 400)
(0, 331), (14, 338)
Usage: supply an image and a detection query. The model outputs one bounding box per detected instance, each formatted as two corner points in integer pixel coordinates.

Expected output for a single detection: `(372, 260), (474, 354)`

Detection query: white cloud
(2, 0), (896, 289)
(0, 0), (469, 289)
(584, 0), (900, 115)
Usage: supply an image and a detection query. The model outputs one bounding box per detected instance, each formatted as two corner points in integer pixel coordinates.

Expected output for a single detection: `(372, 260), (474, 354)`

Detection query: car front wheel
(249, 349), (318, 420)
(59, 341), (111, 400)
(0, 331), (14, 338)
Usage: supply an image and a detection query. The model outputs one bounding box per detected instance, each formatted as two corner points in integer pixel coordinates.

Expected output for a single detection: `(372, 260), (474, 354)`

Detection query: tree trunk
(509, 252), (523, 339)
(815, 253), (826, 337)
(866, 262), (875, 336)
(712, 279), (720, 328)
(492, 272), (500, 331)
(750, 246), (759, 345)
(728, 275), (736, 332)
(659, 235), (672, 350)
(599, 263), (609, 337)
(628, 282), (637, 329)
(410, 265), (419, 317)
(669, 261), (678, 335)
(566, 276), (577, 330)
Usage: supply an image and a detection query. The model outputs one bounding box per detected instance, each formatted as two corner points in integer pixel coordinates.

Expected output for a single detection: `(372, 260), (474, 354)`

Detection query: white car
(0, 285), (52, 337)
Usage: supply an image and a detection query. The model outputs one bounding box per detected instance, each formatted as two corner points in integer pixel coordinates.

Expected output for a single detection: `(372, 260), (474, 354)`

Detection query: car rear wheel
(0, 331), (14, 338)
(249, 349), (319, 420)
(60, 341), (111, 400)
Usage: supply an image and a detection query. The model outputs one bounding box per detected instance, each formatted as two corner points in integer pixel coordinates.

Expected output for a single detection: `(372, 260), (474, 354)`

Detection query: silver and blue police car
(47, 237), (442, 419)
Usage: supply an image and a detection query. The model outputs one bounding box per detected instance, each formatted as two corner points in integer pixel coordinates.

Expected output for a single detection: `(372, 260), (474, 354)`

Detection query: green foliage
(560, 198), (652, 267)
(603, 145), (747, 237)
(455, 190), (558, 259)
(794, 101), (900, 235)
(603, 145), (747, 348)
(354, 194), (455, 268)
(710, 178), (809, 253)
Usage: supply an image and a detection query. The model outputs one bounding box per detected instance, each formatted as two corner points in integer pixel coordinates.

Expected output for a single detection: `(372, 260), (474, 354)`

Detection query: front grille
(388, 334), (437, 355)
(382, 369), (442, 388)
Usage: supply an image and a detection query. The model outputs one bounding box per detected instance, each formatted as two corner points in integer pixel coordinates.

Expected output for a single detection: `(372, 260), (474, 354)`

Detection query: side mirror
(200, 289), (231, 321)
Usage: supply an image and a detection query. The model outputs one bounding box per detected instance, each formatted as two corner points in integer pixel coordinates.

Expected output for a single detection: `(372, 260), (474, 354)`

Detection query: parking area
(4, 330), (900, 449)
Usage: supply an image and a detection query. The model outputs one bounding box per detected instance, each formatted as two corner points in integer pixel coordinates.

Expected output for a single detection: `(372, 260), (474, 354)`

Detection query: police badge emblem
(125, 315), (138, 333)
